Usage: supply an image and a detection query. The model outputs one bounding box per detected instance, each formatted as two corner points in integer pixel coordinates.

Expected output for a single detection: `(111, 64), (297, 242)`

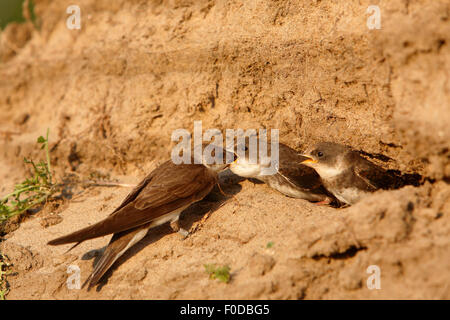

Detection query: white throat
(313, 158), (346, 180)
(230, 159), (262, 178)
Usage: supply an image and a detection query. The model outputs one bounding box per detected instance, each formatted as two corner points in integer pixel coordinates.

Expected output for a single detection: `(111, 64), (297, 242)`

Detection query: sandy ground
(0, 0), (449, 299)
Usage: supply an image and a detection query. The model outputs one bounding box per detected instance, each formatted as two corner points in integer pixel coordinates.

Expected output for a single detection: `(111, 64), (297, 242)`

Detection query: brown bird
(48, 144), (234, 290)
(230, 140), (333, 203)
(300, 142), (396, 205)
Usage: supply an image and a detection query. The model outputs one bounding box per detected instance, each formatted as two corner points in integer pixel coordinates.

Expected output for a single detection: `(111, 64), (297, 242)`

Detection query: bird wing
(276, 144), (323, 190)
(352, 152), (395, 191)
(278, 163), (323, 190)
(48, 161), (217, 245)
(109, 169), (156, 214)
(133, 163), (215, 209)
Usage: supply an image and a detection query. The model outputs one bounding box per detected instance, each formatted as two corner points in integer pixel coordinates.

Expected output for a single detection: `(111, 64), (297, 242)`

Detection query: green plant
(0, 129), (57, 222)
(0, 254), (11, 300)
(0, 0), (37, 30)
(204, 264), (231, 283)
(266, 241), (274, 249)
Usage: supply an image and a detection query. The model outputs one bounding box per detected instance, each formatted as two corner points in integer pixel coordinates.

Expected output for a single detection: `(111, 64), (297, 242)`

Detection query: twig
(79, 181), (136, 188)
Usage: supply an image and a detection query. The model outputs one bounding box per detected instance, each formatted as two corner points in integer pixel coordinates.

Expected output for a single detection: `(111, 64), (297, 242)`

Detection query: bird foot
(170, 219), (189, 239)
(178, 228), (189, 238)
(314, 198), (332, 206)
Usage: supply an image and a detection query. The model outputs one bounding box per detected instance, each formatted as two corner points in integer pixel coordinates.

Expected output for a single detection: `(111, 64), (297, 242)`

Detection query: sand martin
(48, 144), (234, 290)
(230, 141), (333, 203)
(300, 142), (396, 205)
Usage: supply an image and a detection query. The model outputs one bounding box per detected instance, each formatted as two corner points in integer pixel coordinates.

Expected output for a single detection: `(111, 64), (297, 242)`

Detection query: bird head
(193, 142), (237, 172)
(300, 142), (350, 178)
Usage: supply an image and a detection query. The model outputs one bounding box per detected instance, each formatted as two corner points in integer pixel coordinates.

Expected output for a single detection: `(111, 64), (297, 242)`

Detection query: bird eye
(238, 145), (248, 153)
(317, 151), (324, 157)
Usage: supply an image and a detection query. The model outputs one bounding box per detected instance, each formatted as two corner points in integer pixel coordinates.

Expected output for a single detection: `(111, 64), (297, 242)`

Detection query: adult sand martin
(48, 144), (235, 290)
(300, 142), (396, 205)
(230, 141), (333, 203)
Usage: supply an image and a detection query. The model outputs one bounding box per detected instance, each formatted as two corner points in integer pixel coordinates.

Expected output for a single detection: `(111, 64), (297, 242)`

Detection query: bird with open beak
(229, 138), (334, 204)
(48, 143), (235, 290)
(300, 142), (396, 205)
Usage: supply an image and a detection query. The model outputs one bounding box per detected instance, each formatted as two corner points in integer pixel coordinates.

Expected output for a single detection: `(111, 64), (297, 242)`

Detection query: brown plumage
(49, 161), (216, 245)
(230, 141), (334, 203)
(81, 223), (152, 289)
(301, 142), (397, 205)
(48, 158), (226, 290)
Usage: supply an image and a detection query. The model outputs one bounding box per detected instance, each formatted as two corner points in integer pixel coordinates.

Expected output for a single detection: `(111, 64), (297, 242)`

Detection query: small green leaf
(266, 241), (274, 248)
(1, 129), (56, 223)
(204, 264), (231, 283)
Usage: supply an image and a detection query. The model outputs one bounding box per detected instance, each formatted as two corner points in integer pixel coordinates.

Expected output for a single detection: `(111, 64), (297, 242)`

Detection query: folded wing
(352, 152), (396, 191)
(48, 161), (217, 245)
(276, 144), (323, 190)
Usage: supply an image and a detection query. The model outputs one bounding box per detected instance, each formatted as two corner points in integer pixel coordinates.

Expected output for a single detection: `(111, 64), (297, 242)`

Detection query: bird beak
(300, 155), (318, 164)
(230, 151), (238, 163)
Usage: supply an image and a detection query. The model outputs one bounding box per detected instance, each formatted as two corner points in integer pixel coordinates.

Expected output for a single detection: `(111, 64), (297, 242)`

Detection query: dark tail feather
(82, 249), (118, 290)
(82, 224), (150, 290)
(64, 241), (83, 254)
(48, 223), (103, 246)
(47, 217), (121, 246)
(47, 204), (154, 246)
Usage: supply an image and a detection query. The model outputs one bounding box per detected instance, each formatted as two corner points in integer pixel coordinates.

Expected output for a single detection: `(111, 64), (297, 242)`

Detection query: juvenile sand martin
(48, 144), (234, 290)
(300, 142), (396, 205)
(230, 141), (333, 203)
